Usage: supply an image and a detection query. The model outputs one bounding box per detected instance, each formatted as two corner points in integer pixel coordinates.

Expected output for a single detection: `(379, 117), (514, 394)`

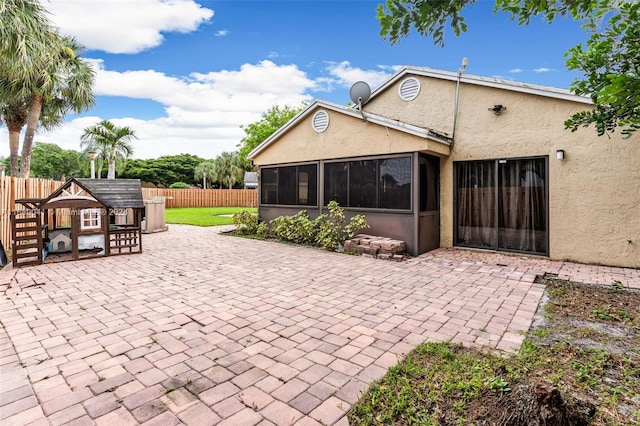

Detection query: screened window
(277, 167), (297, 205)
(261, 168), (278, 204)
(260, 164), (318, 206)
(349, 160), (377, 208)
(380, 157), (411, 209)
(324, 156), (411, 210)
(297, 164), (316, 204)
(324, 162), (348, 206)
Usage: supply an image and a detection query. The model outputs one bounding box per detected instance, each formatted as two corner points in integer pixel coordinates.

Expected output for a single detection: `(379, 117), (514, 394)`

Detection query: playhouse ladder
(11, 213), (43, 267)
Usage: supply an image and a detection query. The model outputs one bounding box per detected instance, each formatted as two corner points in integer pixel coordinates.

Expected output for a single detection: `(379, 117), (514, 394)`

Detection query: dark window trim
(322, 152), (413, 165)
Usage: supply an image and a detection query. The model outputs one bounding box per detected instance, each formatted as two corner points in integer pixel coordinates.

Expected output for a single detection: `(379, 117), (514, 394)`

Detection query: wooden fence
(1, 176), (258, 252)
(141, 188), (257, 208)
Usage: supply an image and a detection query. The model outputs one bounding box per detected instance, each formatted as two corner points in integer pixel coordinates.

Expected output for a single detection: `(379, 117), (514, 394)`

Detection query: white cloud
(215, 30), (229, 37)
(47, 0), (214, 54)
(0, 60), (316, 160)
(509, 68), (524, 73)
(322, 61), (401, 91)
(534, 67), (555, 73)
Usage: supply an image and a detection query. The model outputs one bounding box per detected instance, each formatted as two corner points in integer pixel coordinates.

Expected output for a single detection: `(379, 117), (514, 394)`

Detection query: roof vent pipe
(451, 57), (468, 143)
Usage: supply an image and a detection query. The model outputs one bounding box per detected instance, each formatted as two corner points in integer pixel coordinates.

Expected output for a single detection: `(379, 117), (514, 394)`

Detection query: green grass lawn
(165, 207), (256, 226)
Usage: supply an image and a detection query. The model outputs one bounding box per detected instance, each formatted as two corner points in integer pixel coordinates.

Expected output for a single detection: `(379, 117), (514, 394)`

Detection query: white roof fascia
(248, 99), (448, 159)
(373, 66), (592, 105)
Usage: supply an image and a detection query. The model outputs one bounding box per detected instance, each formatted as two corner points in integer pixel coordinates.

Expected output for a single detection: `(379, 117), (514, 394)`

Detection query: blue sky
(1, 0), (588, 160)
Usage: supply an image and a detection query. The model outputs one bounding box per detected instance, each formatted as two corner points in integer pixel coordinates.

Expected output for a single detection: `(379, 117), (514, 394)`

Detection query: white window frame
(81, 209), (102, 230)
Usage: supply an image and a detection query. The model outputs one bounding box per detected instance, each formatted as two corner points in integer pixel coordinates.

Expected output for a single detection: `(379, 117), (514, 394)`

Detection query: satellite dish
(349, 81), (371, 106)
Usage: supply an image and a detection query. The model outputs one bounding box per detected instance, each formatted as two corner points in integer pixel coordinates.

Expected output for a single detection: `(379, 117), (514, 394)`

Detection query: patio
(1, 225), (638, 425)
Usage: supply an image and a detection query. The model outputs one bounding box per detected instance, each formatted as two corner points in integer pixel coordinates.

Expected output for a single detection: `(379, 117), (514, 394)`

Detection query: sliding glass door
(455, 157), (548, 255)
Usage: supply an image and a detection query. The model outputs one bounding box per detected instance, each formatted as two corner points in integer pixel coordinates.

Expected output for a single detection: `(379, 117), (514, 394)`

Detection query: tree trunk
(20, 94), (44, 178)
(8, 127), (22, 177)
(108, 158), (116, 179)
(4, 109), (27, 177)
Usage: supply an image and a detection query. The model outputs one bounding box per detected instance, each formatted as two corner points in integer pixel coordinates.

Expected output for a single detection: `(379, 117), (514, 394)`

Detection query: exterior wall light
(489, 104), (506, 115)
(556, 149), (565, 160)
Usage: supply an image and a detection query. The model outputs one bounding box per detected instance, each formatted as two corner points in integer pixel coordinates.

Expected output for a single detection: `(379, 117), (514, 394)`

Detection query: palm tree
(194, 161), (218, 189)
(1, 0), (55, 176)
(81, 120), (137, 179)
(18, 36), (95, 177)
(0, 0), (54, 79)
(0, 2), (95, 177)
(216, 151), (245, 189)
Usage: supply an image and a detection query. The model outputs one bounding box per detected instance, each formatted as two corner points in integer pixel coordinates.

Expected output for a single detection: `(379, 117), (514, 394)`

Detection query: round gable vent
(398, 77), (421, 101)
(312, 110), (329, 133)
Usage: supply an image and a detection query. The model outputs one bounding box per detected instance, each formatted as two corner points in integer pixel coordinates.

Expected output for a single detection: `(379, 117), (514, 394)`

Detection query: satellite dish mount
(349, 81), (371, 122)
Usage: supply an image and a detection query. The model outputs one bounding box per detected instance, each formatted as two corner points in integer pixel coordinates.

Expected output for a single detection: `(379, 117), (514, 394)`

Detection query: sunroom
(250, 101), (450, 256)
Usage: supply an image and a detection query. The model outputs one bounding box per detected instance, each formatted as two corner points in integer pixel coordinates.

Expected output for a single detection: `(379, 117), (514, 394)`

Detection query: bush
(256, 222), (269, 238)
(232, 210), (259, 235)
(169, 182), (190, 189)
(315, 201), (369, 250)
(269, 210), (319, 245)
(255, 201), (369, 251)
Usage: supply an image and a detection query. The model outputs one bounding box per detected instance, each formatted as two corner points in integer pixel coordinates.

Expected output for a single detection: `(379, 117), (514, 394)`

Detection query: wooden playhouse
(11, 178), (145, 267)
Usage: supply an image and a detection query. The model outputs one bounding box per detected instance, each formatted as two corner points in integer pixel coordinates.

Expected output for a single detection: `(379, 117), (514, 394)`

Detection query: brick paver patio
(1, 225), (638, 425)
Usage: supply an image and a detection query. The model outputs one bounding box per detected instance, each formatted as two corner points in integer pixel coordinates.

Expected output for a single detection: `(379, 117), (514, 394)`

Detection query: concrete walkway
(1, 225), (638, 425)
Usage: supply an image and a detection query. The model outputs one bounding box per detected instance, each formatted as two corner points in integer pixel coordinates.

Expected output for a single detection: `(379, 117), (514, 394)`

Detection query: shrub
(263, 201), (369, 250)
(315, 201), (369, 250)
(232, 209), (259, 235)
(269, 210), (319, 245)
(169, 182), (190, 189)
(256, 222), (269, 238)
(236, 201), (369, 251)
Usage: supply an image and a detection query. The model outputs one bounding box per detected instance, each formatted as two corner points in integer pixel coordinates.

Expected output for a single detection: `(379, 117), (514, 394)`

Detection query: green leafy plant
(612, 280), (626, 291)
(235, 201), (369, 251)
(315, 201), (369, 250)
(256, 222), (269, 238)
(168, 182), (190, 189)
(269, 210), (318, 244)
(233, 209), (260, 235)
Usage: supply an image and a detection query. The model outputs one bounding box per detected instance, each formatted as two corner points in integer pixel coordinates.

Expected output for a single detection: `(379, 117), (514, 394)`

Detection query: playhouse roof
(74, 179), (144, 209)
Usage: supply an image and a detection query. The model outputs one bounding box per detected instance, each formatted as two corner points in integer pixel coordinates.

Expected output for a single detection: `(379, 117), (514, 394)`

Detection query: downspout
(451, 57), (468, 144)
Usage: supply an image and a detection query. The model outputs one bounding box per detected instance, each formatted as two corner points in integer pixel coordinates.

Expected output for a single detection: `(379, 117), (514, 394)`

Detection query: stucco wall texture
(252, 74), (640, 268)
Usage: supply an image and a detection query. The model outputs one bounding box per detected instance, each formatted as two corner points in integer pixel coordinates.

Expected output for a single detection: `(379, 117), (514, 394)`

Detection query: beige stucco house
(249, 66), (640, 268)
